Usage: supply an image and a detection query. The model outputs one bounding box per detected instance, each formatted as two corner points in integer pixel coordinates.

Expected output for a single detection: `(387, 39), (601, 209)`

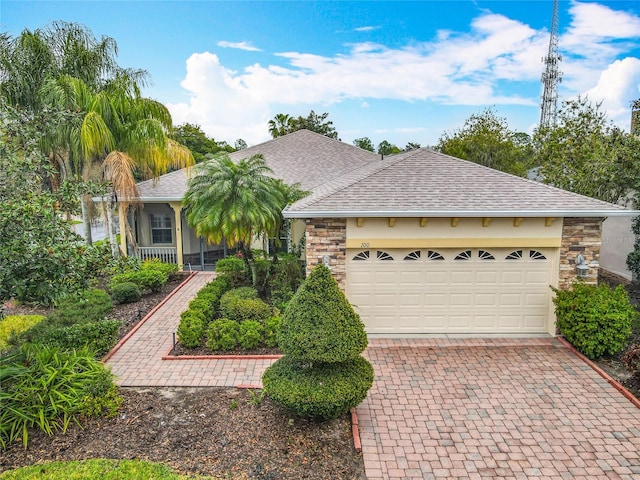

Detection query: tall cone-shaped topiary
(263, 265), (374, 419)
(277, 264), (368, 363)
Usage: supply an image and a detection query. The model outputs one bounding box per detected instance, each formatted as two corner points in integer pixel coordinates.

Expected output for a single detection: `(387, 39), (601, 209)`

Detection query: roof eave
(282, 209), (638, 219)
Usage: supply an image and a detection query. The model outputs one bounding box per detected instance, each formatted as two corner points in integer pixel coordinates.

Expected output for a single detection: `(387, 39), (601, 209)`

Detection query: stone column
(169, 202), (184, 268)
(305, 218), (347, 290)
(559, 217), (602, 289)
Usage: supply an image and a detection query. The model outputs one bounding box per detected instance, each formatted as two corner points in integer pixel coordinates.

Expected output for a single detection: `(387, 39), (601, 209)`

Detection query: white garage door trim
(346, 247), (557, 336)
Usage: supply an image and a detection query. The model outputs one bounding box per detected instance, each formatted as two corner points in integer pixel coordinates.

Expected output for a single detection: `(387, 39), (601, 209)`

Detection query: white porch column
(118, 205), (128, 256)
(169, 201), (184, 268)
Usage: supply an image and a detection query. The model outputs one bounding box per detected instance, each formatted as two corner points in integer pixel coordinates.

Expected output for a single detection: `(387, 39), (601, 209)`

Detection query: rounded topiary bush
(239, 320), (264, 350)
(111, 282), (142, 304)
(177, 313), (205, 348)
(553, 283), (636, 359)
(206, 319), (240, 351)
(262, 355), (374, 419)
(278, 264), (367, 363)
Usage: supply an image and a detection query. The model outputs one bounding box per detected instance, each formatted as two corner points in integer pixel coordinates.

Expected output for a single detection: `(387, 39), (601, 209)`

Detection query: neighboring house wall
(305, 218), (347, 289)
(559, 217), (602, 289)
(600, 216), (634, 281)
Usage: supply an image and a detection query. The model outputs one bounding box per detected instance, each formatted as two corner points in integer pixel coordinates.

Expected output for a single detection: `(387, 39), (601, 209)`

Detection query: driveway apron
(106, 277), (640, 479)
(357, 338), (640, 480)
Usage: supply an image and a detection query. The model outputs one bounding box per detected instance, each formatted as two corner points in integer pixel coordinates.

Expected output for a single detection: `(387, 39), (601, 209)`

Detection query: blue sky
(2, 1), (640, 148)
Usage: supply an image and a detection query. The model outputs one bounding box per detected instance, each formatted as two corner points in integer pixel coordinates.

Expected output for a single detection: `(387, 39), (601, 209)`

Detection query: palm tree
(184, 153), (285, 283)
(268, 113), (293, 138)
(1, 22), (191, 248)
(43, 73), (193, 251)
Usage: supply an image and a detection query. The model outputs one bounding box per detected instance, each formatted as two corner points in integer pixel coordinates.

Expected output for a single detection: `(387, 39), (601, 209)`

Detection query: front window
(150, 214), (172, 244)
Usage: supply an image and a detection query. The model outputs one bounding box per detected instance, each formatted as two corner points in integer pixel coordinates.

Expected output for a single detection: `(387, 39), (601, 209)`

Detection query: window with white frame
(150, 214), (172, 244)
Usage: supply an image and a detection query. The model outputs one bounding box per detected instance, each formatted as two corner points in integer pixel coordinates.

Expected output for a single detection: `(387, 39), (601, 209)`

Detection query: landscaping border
(102, 271), (198, 363)
(557, 336), (640, 410)
(161, 347), (283, 361)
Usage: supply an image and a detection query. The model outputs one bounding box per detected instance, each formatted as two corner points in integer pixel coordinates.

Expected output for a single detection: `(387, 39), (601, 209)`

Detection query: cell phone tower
(540, 0), (562, 129)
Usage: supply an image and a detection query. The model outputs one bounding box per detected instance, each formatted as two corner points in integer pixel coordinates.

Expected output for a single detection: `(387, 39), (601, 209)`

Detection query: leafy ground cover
(1, 275), (365, 480)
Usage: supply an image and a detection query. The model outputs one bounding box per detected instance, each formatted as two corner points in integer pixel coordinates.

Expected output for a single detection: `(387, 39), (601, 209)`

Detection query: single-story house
(114, 129), (634, 337)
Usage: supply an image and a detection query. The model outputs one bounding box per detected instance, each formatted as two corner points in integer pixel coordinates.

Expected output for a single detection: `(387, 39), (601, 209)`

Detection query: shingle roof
(134, 130), (380, 202)
(283, 148), (631, 217)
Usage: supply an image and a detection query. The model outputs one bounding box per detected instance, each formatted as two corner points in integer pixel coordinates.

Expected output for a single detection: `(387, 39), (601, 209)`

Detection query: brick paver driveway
(357, 338), (640, 480)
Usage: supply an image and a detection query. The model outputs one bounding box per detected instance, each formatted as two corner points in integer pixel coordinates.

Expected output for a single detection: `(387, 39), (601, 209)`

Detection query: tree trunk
(81, 194), (93, 245)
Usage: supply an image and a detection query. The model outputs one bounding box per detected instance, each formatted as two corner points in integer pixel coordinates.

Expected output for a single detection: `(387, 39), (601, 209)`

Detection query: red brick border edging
(102, 272), (198, 363)
(557, 336), (640, 410)
(350, 408), (362, 452)
(161, 346), (283, 361)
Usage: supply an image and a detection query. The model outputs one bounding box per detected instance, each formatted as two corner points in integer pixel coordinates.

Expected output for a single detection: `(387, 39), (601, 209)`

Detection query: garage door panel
(347, 248), (554, 334)
(450, 271), (473, 285)
(499, 293), (524, 306)
(499, 316), (521, 328)
(475, 293), (498, 306)
(526, 270), (551, 284)
(450, 293), (472, 306)
(501, 271), (524, 284)
(425, 271), (447, 284)
(476, 271), (499, 284)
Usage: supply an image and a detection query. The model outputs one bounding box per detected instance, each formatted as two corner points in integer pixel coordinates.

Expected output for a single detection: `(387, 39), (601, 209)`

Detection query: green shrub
(0, 315), (45, 351)
(44, 320), (121, 357)
(239, 320), (264, 350)
(0, 459), (196, 480)
(220, 297), (272, 323)
(110, 282), (141, 305)
(269, 254), (305, 311)
(552, 283), (636, 359)
(176, 313), (205, 349)
(49, 288), (113, 326)
(215, 257), (249, 287)
(206, 319), (240, 351)
(278, 264), (368, 363)
(220, 287), (259, 302)
(622, 344), (640, 373)
(265, 316), (282, 348)
(196, 275), (233, 312)
(187, 297), (214, 321)
(110, 269), (166, 293)
(0, 346), (121, 449)
(141, 258), (179, 279)
(262, 356), (374, 419)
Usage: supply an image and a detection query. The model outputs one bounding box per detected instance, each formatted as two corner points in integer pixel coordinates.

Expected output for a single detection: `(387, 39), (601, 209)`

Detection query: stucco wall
(559, 217), (602, 289)
(137, 203), (174, 247)
(600, 216), (634, 281)
(345, 217), (562, 248)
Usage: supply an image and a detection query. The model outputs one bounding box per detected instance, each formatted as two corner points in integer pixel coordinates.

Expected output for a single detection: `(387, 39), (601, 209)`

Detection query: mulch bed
(0, 388), (365, 480)
(1, 274), (366, 479)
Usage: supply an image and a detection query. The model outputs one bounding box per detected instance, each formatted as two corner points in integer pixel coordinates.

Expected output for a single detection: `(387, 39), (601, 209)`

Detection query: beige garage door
(346, 248), (555, 335)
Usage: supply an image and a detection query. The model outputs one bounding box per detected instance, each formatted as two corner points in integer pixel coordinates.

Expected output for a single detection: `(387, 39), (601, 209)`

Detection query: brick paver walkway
(105, 272), (277, 387)
(358, 338), (640, 479)
(106, 276), (640, 479)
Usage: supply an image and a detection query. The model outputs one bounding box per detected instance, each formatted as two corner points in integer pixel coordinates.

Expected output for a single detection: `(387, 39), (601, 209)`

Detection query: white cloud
(354, 26), (379, 32)
(585, 57), (640, 131)
(216, 40), (261, 52)
(167, 2), (640, 144)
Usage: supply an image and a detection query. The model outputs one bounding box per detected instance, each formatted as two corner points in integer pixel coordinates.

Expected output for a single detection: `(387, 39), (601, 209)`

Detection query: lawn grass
(0, 459), (216, 480)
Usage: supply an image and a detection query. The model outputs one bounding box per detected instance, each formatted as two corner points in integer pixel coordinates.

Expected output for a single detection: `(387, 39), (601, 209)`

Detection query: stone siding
(305, 218), (347, 289)
(559, 217), (602, 289)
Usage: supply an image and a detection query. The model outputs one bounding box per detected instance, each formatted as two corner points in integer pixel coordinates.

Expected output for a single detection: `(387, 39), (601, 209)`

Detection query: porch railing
(134, 246), (177, 264)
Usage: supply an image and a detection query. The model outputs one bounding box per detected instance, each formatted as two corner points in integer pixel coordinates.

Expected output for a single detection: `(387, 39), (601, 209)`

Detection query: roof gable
(135, 130), (379, 202)
(284, 148), (630, 217)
